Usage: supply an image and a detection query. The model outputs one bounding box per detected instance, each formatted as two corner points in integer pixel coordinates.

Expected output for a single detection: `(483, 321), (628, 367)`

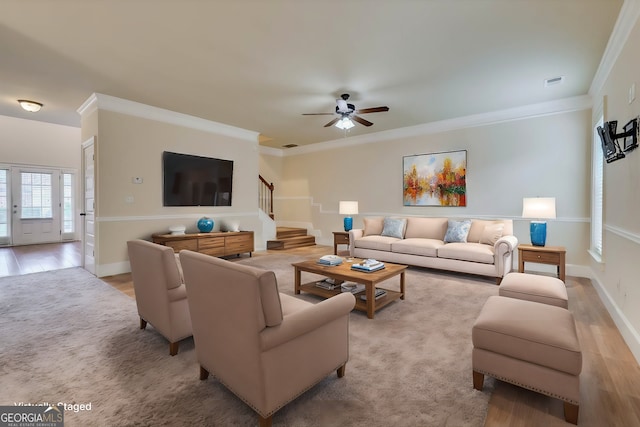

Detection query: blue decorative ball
(197, 217), (214, 233)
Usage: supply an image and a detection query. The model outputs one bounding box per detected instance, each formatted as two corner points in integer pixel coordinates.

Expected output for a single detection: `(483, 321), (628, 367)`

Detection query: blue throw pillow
(381, 217), (407, 239)
(444, 219), (472, 243)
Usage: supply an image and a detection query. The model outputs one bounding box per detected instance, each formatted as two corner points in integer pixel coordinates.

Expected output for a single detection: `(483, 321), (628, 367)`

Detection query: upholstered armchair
(179, 250), (355, 427)
(126, 239), (192, 356)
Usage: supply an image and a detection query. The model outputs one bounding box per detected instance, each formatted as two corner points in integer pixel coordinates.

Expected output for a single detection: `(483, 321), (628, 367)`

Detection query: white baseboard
(96, 261), (130, 278)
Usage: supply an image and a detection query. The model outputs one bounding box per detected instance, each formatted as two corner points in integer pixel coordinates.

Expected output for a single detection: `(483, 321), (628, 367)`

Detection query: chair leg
(337, 364), (346, 378)
(199, 366), (210, 380)
(139, 318), (147, 330)
(473, 370), (484, 391)
(259, 414), (272, 427)
(169, 342), (179, 356)
(563, 402), (579, 425)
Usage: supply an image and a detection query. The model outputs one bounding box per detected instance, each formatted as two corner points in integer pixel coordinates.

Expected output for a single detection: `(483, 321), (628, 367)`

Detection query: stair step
(267, 235), (316, 250)
(276, 227), (308, 239)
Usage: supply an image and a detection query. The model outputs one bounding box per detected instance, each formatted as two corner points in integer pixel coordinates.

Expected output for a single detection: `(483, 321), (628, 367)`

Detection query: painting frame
(403, 149), (467, 207)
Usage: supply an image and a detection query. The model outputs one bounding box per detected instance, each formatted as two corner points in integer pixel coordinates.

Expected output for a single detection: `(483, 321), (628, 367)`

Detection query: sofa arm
(260, 293), (355, 352)
(494, 235), (519, 277)
(348, 229), (363, 256)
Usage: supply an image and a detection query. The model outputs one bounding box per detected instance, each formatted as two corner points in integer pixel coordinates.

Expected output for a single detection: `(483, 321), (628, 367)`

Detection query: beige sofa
(349, 217), (518, 284)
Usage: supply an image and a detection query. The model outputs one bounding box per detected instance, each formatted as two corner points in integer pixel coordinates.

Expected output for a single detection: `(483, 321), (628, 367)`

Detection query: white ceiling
(0, 0), (623, 149)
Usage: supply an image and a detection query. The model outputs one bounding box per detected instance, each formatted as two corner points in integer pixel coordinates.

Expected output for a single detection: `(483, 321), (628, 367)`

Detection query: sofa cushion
(444, 219), (472, 243)
(438, 242), (495, 264)
(392, 238), (444, 257)
(404, 217), (448, 240)
(354, 235), (400, 251)
(479, 223), (504, 245)
(381, 217), (407, 239)
(363, 217), (384, 236)
(468, 219), (508, 242)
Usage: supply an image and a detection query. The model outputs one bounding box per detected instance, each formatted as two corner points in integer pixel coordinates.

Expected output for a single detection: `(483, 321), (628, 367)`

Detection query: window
(591, 116), (604, 260)
(0, 169), (7, 237)
(62, 173), (74, 233)
(21, 172), (53, 219)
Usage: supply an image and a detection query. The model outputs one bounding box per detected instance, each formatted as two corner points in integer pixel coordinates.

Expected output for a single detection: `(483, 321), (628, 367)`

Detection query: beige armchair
(126, 239), (192, 356)
(179, 250), (355, 427)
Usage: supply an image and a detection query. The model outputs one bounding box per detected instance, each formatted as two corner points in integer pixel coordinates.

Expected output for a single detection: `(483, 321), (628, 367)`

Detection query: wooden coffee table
(292, 259), (407, 319)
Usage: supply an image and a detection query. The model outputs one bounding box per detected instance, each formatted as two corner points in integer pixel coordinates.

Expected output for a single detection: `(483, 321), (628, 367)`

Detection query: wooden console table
(152, 231), (254, 257)
(518, 244), (566, 282)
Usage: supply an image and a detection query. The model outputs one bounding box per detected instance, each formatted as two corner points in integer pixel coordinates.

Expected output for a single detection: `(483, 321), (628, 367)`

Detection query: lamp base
(343, 217), (353, 232)
(530, 221), (547, 246)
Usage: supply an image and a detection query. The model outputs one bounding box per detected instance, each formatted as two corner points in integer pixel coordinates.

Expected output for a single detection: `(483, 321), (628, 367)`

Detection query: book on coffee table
(360, 288), (387, 301)
(351, 259), (385, 272)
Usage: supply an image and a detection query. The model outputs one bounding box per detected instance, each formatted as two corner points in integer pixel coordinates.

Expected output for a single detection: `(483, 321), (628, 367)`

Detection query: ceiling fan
(302, 94), (389, 129)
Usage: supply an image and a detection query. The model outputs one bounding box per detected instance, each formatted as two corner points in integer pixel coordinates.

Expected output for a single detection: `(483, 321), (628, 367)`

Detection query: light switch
(132, 177), (143, 184)
(629, 83), (636, 104)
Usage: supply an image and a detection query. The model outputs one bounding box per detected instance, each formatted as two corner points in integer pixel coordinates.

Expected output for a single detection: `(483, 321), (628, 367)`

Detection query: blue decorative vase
(197, 217), (214, 233)
(530, 221), (547, 246)
(343, 217), (353, 232)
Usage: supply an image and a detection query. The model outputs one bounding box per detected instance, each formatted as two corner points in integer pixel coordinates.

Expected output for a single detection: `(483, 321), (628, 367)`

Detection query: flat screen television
(162, 151), (233, 206)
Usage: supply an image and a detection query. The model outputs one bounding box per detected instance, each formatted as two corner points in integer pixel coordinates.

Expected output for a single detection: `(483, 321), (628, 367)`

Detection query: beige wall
(265, 109), (591, 269)
(590, 12), (640, 361)
(87, 108), (261, 275)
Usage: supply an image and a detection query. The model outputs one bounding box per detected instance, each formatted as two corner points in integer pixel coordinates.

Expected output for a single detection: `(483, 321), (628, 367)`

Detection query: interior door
(82, 138), (96, 275)
(11, 167), (61, 245)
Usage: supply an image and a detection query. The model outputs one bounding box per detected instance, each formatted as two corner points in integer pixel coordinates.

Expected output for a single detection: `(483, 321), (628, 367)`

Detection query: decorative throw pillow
(381, 217), (407, 239)
(444, 219), (472, 243)
(363, 217), (384, 236)
(480, 223), (504, 245)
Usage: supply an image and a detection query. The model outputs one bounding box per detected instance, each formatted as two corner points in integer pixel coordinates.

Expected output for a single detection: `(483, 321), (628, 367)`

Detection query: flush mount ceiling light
(335, 117), (355, 130)
(18, 99), (43, 112)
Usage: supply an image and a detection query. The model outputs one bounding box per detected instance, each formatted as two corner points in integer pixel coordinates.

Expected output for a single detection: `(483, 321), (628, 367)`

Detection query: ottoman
(472, 296), (582, 424)
(499, 272), (568, 308)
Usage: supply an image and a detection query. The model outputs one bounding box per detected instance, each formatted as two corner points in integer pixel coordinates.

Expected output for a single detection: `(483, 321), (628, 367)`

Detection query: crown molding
(77, 93), (259, 143)
(277, 95), (592, 157)
(589, 0), (640, 96)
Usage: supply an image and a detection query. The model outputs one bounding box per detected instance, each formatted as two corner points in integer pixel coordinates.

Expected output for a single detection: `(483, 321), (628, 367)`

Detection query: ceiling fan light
(335, 117), (354, 130)
(18, 99), (43, 112)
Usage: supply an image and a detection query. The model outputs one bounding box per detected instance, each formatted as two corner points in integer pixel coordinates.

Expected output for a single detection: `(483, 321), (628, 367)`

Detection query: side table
(333, 231), (350, 255)
(518, 244), (566, 282)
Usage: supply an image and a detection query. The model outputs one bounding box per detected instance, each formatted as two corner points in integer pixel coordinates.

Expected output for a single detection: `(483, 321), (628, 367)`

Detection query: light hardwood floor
(4, 242), (639, 426)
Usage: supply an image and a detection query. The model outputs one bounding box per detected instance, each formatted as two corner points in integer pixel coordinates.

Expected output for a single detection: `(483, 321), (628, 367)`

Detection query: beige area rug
(0, 256), (496, 426)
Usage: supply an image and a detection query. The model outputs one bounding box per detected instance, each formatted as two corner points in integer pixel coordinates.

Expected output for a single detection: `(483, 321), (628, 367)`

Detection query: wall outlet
(132, 177), (143, 184)
(125, 196), (134, 203)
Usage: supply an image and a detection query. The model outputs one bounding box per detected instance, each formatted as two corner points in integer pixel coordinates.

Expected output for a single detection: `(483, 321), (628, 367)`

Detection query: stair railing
(259, 175), (275, 220)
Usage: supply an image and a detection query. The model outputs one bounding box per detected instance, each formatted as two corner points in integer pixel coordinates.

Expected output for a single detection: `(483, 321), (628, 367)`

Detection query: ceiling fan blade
(356, 106), (389, 114)
(352, 115), (373, 127)
(302, 112), (335, 115)
(323, 117), (340, 127)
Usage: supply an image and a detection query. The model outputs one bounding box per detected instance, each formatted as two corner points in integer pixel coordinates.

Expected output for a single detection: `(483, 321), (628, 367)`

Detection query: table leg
(400, 271), (405, 300)
(294, 267), (301, 294)
(365, 284), (374, 319)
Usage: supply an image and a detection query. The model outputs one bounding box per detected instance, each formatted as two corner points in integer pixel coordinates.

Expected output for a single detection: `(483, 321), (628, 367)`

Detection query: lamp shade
(522, 197), (556, 219)
(339, 201), (359, 215)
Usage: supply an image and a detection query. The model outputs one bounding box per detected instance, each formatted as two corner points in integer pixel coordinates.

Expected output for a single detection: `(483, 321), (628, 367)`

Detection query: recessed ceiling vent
(544, 76), (565, 87)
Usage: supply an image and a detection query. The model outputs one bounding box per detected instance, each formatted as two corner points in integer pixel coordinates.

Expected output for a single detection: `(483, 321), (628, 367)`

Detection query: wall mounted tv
(162, 151), (233, 206)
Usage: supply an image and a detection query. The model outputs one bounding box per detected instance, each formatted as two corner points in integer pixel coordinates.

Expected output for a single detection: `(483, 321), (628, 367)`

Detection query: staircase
(267, 227), (316, 250)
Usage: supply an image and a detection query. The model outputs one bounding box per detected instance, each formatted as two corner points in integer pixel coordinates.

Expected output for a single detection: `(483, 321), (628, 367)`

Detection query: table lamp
(339, 201), (359, 232)
(522, 197), (556, 246)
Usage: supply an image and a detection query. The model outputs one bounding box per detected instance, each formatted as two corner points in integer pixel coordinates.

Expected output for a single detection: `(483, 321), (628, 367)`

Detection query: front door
(11, 167), (61, 245)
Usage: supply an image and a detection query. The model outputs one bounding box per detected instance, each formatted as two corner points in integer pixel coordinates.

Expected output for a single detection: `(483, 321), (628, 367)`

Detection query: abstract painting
(403, 150), (467, 206)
